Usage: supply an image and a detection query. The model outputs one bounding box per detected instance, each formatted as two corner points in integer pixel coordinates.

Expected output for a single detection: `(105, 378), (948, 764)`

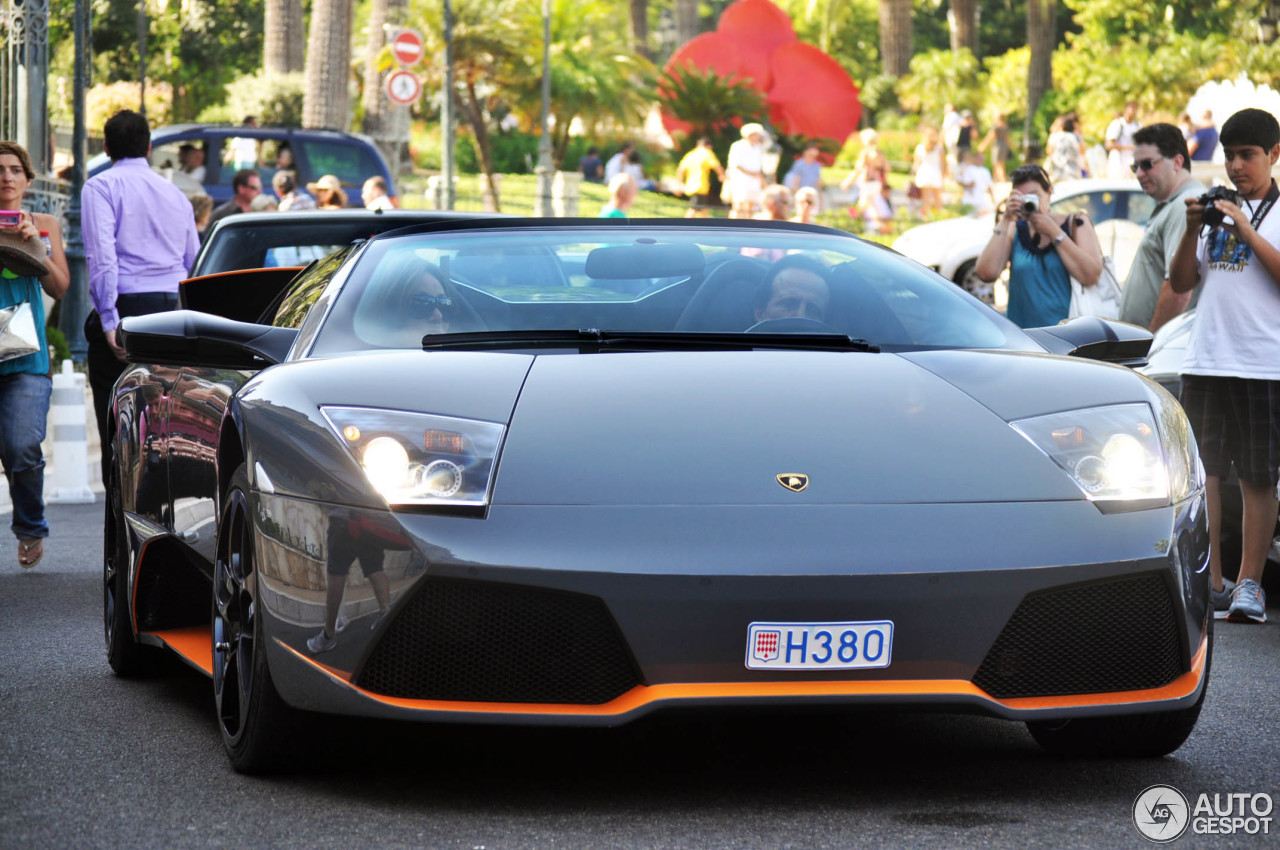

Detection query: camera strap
(1246, 180), (1280, 230)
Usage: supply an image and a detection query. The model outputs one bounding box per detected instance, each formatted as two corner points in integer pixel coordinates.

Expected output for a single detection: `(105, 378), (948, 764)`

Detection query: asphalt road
(3, 500), (1279, 850)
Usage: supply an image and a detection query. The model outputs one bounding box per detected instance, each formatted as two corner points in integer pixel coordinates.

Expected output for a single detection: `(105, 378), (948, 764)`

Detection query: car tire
(954, 260), (995, 306)
(103, 446), (159, 677)
(213, 464), (295, 774)
(1026, 627), (1212, 758)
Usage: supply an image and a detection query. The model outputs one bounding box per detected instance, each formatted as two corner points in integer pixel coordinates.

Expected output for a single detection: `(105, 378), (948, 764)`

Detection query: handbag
(0, 228), (49, 278)
(0, 301), (39, 363)
(1065, 216), (1122, 320)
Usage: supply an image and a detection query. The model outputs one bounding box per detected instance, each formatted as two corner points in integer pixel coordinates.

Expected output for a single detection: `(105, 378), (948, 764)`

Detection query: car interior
(297, 233), (1015, 357)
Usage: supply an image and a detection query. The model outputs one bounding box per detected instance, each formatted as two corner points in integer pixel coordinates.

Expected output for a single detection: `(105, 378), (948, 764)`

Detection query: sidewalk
(0, 375), (103, 516)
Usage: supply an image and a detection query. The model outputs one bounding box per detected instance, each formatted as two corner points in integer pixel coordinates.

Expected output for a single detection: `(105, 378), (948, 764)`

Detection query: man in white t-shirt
(1170, 107), (1280, 624)
(1105, 101), (1141, 179)
(957, 151), (995, 214)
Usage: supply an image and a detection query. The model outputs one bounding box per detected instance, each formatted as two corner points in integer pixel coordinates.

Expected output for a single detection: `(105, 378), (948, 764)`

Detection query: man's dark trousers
(86, 291), (178, 484)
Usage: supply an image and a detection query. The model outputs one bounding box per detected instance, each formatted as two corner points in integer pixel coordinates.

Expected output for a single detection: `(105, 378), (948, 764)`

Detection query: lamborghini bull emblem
(777, 473), (809, 492)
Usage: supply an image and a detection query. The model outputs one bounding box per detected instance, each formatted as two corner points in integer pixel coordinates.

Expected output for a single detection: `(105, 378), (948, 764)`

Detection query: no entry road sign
(391, 29), (424, 66)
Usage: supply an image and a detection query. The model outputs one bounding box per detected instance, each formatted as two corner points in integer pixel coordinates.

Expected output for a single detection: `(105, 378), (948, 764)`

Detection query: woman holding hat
(726, 123), (768, 218)
(306, 174), (347, 210)
(0, 140), (69, 569)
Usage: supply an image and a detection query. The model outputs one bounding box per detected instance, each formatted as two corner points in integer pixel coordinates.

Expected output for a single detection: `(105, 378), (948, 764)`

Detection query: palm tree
(675, 0), (700, 44)
(507, 0), (656, 167)
(263, 0), (304, 74)
(1025, 0), (1056, 152)
(878, 0), (912, 77)
(950, 0), (978, 57)
(303, 0), (353, 130)
(361, 0), (410, 170)
(630, 0), (650, 60)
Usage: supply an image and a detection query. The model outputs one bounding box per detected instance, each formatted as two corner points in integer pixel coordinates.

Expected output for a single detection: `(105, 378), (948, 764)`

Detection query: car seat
(673, 256), (768, 331)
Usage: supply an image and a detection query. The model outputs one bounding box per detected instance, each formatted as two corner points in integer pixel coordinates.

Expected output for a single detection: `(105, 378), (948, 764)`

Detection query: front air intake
(973, 572), (1183, 699)
(353, 577), (643, 705)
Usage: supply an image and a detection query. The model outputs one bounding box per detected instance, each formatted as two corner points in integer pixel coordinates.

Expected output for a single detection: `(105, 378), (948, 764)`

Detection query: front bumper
(256, 494), (1210, 726)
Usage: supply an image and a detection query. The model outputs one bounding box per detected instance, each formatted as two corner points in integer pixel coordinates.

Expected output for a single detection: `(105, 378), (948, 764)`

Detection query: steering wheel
(745, 316), (838, 334)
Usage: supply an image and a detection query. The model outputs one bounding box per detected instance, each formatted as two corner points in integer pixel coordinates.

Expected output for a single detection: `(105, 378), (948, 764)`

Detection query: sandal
(18, 538), (43, 569)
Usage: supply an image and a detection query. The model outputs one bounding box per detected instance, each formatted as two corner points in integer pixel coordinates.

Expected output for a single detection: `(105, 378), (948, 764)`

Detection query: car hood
(244, 348), (1152, 509)
(493, 349), (1099, 506)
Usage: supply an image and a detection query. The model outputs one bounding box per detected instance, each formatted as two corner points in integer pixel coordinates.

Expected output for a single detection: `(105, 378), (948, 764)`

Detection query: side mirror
(1024, 316), (1153, 368)
(120, 310), (298, 369)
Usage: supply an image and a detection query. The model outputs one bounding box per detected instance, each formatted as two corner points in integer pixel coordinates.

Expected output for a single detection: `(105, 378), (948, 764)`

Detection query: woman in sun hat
(306, 174), (347, 210)
(726, 122), (768, 218)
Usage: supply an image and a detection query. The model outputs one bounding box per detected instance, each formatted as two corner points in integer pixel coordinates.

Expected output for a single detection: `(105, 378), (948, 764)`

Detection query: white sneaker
(307, 629), (337, 653)
(1226, 578), (1267, 624)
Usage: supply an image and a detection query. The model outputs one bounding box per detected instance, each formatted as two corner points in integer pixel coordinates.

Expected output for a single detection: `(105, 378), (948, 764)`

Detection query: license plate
(745, 620), (894, 670)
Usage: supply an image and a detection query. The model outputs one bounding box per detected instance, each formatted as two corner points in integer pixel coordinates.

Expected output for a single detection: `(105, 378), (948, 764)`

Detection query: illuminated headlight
(321, 406), (505, 507)
(1010, 399), (1202, 511)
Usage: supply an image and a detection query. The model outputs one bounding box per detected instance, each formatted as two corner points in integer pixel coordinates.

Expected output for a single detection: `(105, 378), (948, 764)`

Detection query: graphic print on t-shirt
(1207, 227), (1251, 273)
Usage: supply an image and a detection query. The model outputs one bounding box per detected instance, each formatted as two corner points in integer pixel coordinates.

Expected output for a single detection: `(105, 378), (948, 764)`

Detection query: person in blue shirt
(1188, 110), (1219, 162)
(0, 140), (70, 569)
(974, 163), (1103, 328)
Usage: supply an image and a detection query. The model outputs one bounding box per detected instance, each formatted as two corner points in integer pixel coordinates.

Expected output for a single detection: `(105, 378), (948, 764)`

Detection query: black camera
(1198, 186), (1243, 229)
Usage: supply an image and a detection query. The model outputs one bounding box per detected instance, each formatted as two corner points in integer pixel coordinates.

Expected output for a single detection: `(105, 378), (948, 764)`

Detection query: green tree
(49, 0), (264, 125)
(415, 0), (533, 210)
(505, 0), (656, 167)
(894, 48), (984, 117)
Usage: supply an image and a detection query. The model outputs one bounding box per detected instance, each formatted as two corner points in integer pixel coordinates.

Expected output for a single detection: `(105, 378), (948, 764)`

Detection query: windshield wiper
(421, 329), (880, 353)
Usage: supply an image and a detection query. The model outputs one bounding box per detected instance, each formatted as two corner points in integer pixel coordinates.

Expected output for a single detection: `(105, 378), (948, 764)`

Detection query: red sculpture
(660, 0), (861, 150)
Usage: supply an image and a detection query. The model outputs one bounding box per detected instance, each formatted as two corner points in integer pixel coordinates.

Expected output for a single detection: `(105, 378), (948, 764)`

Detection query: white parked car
(892, 179), (1155, 307)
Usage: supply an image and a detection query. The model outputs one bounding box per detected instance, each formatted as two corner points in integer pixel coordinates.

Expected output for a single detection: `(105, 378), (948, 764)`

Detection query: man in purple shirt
(81, 109), (200, 482)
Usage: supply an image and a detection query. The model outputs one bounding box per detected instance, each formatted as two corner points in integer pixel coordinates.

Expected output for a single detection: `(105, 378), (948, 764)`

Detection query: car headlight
(1010, 398), (1202, 512)
(321, 406), (505, 508)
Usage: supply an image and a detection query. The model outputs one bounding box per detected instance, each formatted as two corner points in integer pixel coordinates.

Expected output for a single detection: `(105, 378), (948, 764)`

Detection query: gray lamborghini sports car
(106, 218), (1211, 772)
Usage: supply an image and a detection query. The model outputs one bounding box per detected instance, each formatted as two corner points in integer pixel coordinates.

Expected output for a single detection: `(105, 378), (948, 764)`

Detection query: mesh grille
(973, 573), (1182, 699)
(353, 578), (643, 704)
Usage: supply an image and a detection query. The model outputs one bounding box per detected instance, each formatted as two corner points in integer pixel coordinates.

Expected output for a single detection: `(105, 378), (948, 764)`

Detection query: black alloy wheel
(104, 447), (156, 676)
(213, 464), (294, 773)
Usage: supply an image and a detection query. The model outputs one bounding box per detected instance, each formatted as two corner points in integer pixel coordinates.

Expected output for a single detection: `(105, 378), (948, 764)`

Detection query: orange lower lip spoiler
(275, 635), (1209, 718)
(143, 627), (1207, 717)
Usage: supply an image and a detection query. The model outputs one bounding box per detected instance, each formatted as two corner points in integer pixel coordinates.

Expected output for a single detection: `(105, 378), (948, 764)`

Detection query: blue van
(87, 124), (395, 207)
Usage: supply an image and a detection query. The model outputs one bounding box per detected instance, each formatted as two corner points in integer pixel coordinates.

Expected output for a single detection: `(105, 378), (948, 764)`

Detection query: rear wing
(178, 266), (304, 324)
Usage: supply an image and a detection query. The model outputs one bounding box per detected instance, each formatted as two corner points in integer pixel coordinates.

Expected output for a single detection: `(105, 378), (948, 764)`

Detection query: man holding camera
(1171, 107), (1280, 624)
(1118, 124), (1204, 331)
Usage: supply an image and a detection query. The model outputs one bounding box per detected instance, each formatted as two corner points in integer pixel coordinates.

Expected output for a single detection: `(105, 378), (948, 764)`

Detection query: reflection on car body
(106, 218), (1211, 773)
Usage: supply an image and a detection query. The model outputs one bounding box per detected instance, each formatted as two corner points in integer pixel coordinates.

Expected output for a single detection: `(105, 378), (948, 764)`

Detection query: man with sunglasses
(1118, 123), (1204, 332)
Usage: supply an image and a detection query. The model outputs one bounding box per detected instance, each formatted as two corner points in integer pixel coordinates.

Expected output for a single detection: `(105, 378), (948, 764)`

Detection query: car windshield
(309, 225), (1029, 356)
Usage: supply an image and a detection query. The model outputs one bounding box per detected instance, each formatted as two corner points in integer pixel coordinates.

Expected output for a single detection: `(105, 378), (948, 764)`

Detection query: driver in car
(751, 255), (830, 324)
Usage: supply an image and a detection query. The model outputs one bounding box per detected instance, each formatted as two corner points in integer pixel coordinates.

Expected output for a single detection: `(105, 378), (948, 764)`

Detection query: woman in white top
(726, 123), (768, 218)
(912, 126), (947, 215)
